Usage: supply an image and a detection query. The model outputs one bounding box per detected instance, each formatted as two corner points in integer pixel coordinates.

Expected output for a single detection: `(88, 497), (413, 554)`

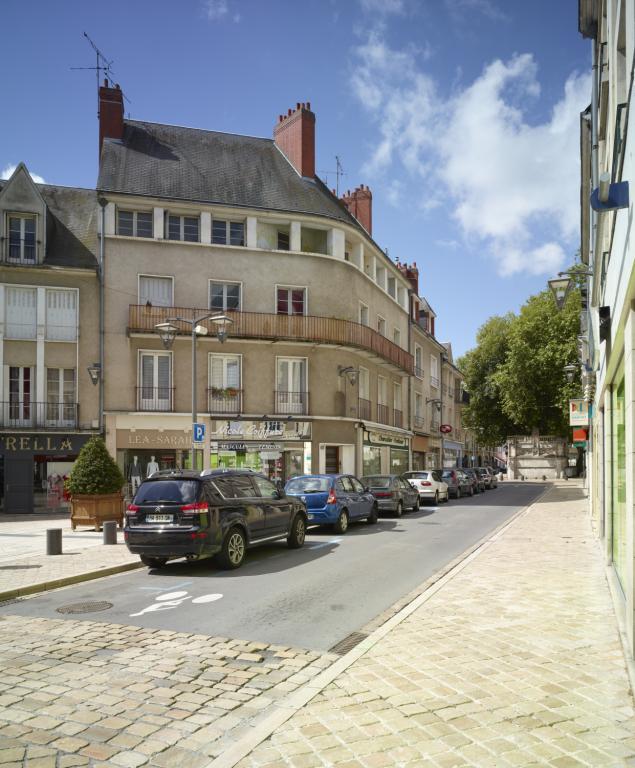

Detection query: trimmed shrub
(66, 436), (125, 495)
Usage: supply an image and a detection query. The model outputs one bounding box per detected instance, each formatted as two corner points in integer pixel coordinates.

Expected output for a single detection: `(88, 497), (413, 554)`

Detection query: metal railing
(208, 388), (243, 414)
(358, 398), (371, 420)
(393, 409), (403, 429)
(136, 387), (175, 412)
(0, 401), (78, 429)
(414, 366), (424, 379)
(274, 390), (309, 415)
(430, 376), (440, 389)
(129, 305), (414, 374)
(376, 404), (389, 424)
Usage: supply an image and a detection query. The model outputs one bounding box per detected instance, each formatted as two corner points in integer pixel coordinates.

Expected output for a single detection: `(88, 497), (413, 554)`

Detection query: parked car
(284, 474), (378, 533)
(485, 467), (498, 488)
(124, 469), (307, 570)
(402, 470), (449, 505)
(463, 468), (484, 494)
(442, 469), (473, 498)
(361, 474), (419, 516)
(475, 467), (492, 489)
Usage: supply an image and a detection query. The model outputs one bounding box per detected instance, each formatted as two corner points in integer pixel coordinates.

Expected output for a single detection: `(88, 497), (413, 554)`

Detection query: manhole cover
(329, 631), (368, 655)
(56, 601), (113, 615)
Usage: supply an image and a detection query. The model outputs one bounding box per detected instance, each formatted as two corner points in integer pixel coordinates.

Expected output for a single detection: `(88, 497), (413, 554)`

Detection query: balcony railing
(358, 398), (371, 420)
(377, 404), (389, 424)
(274, 390), (309, 415)
(414, 366), (424, 379)
(430, 376), (440, 389)
(208, 388), (243, 414)
(0, 401), (78, 430)
(129, 305), (414, 374)
(136, 387), (175, 412)
(393, 409), (403, 429)
(413, 415), (425, 431)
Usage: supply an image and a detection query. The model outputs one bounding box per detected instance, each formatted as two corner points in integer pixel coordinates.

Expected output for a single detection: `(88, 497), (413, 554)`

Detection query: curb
(204, 483), (553, 768)
(0, 560), (143, 603)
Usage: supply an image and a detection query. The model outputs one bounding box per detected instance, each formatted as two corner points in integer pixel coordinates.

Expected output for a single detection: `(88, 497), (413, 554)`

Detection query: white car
(402, 470), (449, 505)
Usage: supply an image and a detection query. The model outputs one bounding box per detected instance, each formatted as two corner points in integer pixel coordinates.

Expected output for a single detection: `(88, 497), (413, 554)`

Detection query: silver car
(361, 475), (420, 517)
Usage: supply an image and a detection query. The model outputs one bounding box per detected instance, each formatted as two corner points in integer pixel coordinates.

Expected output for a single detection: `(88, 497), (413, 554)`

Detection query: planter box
(70, 493), (124, 531)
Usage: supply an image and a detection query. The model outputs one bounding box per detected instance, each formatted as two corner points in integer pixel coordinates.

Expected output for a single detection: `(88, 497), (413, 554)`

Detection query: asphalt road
(2, 483), (544, 652)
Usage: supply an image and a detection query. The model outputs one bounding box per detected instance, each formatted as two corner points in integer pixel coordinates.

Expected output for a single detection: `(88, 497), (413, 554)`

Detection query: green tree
(66, 436), (125, 495)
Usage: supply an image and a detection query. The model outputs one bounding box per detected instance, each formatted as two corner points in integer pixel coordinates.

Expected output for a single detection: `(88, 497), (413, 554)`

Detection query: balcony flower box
(211, 387), (238, 399)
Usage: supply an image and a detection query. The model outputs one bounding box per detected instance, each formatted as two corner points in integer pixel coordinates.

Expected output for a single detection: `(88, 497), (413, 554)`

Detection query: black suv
(124, 469), (307, 570)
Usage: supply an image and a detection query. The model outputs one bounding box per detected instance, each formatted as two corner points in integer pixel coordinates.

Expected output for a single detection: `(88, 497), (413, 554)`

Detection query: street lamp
(155, 312), (233, 470)
(548, 269), (593, 310)
(87, 362), (101, 386)
(564, 364), (577, 383)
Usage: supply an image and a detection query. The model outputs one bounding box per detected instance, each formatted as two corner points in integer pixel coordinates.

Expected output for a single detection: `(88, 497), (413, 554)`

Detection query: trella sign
(0, 433), (88, 453)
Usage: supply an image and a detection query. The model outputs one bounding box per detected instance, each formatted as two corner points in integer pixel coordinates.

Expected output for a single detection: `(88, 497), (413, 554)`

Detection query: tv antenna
(320, 155), (346, 197)
(71, 32), (130, 117)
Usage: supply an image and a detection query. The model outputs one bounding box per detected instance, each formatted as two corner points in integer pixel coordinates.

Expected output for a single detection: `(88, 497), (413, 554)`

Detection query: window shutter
(6, 287), (37, 339)
(157, 355), (170, 389)
(210, 356), (224, 388)
(46, 290), (77, 341)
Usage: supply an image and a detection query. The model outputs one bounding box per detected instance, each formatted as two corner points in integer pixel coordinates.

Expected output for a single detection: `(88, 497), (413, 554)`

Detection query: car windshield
(441, 471), (453, 479)
(362, 476), (391, 488)
(285, 477), (331, 494)
(135, 480), (199, 504)
(404, 472), (427, 479)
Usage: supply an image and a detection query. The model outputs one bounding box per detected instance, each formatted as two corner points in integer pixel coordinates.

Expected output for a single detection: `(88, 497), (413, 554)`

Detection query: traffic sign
(193, 422), (206, 443)
(439, 424), (452, 434)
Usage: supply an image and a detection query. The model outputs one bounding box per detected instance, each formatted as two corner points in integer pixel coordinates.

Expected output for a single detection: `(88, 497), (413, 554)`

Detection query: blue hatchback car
(284, 474), (378, 533)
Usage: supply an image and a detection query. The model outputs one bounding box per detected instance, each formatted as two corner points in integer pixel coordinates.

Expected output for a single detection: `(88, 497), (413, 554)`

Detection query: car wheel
(140, 555), (167, 569)
(456, 488), (461, 499)
(469, 486), (474, 496)
(334, 509), (349, 534)
(287, 514), (306, 549)
(395, 501), (403, 518)
(367, 504), (378, 525)
(413, 496), (420, 511)
(433, 491), (439, 506)
(217, 526), (247, 570)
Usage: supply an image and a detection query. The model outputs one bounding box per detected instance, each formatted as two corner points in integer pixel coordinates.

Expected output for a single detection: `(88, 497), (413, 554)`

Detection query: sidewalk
(0, 514), (140, 601)
(0, 482), (633, 768)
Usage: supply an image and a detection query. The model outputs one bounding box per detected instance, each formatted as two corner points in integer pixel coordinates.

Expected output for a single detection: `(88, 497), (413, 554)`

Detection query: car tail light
(326, 489), (337, 505)
(127, 504), (139, 514)
(374, 491), (391, 498)
(421, 481), (432, 486)
(181, 502), (208, 513)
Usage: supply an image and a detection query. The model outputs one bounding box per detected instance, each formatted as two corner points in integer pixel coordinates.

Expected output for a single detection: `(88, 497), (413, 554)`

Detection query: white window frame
(117, 209), (153, 238)
(359, 302), (369, 327)
(430, 354), (439, 387)
(211, 218), (246, 247)
(138, 274), (174, 307)
(358, 366), (370, 400)
(377, 376), (387, 406)
(137, 350), (173, 411)
(166, 213), (200, 242)
(275, 284), (308, 316)
(208, 353), (242, 389)
(5, 365), (34, 426)
(377, 315), (386, 336)
(45, 288), (78, 342)
(414, 345), (423, 378)
(7, 213), (37, 264)
(45, 368), (76, 426)
(275, 356), (308, 414)
(209, 279), (242, 312)
(393, 382), (402, 412)
(5, 286), (37, 340)
(393, 328), (401, 347)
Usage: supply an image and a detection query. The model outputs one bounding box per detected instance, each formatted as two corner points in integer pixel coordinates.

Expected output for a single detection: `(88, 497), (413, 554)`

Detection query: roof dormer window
(8, 214), (36, 264)
(117, 209), (152, 238)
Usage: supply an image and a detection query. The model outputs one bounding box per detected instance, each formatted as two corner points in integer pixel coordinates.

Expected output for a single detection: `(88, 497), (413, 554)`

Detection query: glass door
(276, 358), (306, 414)
(611, 374), (626, 590)
(8, 366), (33, 426)
(139, 353), (172, 411)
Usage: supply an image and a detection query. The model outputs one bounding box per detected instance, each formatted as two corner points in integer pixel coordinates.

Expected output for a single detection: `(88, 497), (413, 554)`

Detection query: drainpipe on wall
(97, 197), (107, 435)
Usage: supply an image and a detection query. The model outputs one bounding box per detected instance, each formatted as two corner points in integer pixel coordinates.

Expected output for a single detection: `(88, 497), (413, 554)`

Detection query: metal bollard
(46, 528), (63, 556)
(103, 520), (117, 545)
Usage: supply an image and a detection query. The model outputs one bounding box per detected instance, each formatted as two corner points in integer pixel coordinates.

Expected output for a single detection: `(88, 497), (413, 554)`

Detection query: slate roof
(0, 180), (98, 271)
(98, 120), (360, 227)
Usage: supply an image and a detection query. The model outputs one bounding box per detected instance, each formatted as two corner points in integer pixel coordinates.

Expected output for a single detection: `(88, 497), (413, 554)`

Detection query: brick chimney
(274, 102), (315, 178)
(99, 80), (124, 155)
(341, 185), (372, 235)
(396, 261), (419, 294)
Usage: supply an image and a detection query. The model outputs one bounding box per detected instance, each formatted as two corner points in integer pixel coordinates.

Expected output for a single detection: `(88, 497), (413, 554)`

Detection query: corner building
(97, 86), (414, 486)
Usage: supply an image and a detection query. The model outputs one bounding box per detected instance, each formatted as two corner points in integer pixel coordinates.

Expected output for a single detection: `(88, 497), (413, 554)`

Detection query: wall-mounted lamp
(338, 365), (359, 385)
(426, 397), (442, 413)
(564, 364), (577, 384)
(87, 362), (101, 386)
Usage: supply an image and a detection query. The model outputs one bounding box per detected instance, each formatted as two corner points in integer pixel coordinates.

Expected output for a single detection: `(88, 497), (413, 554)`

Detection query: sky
(1, 0), (590, 358)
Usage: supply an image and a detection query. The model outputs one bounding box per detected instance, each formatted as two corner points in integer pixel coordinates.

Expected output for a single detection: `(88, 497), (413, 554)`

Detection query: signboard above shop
(569, 399), (589, 427)
(210, 420), (311, 441)
(365, 431), (408, 448)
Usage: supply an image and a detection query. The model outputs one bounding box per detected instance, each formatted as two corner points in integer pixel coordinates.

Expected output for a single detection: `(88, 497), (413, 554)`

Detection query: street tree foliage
(66, 436), (125, 495)
(458, 284), (581, 442)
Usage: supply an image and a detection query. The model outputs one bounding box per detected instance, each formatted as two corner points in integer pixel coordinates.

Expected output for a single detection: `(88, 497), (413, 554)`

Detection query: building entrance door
(4, 456), (33, 514)
(325, 446), (340, 474)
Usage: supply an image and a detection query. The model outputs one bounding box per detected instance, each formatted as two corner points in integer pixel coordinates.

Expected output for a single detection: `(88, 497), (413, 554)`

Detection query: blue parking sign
(193, 423), (205, 443)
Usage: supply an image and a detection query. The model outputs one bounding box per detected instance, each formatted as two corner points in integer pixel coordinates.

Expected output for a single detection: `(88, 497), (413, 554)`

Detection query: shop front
(426, 437), (441, 469)
(412, 435), (429, 471)
(443, 439), (463, 468)
(362, 429), (410, 475)
(210, 420), (312, 483)
(0, 432), (96, 514)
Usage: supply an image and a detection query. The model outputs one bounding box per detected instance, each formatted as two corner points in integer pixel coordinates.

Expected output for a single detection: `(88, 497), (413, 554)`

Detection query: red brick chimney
(99, 80), (124, 155)
(396, 261), (419, 294)
(274, 102), (316, 178)
(341, 185), (372, 235)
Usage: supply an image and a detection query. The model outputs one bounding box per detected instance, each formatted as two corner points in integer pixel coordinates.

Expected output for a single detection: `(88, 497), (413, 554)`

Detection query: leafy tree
(66, 436), (125, 495)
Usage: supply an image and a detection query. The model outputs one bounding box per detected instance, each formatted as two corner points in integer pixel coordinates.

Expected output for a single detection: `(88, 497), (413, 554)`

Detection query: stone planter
(70, 493), (124, 531)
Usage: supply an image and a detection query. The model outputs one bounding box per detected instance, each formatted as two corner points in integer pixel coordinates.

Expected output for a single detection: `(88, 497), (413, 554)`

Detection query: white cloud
(359, 0), (405, 15)
(350, 34), (590, 276)
(203, 0), (240, 22)
(435, 239), (460, 249)
(1, 164), (46, 184)
(445, 0), (507, 23)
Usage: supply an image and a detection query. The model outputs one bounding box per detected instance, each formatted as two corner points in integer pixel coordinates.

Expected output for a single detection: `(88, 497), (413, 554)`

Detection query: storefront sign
(0, 433), (90, 454)
(569, 399), (589, 427)
(214, 442), (284, 451)
(119, 430), (192, 449)
(366, 431), (408, 448)
(211, 420), (311, 441)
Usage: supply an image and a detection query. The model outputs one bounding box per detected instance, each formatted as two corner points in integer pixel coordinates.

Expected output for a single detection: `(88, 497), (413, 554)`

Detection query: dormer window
(8, 215), (36, 263)
(167, 214), (199, 242)
(212, 219), (245, 246)
(117, 210), (152, 238)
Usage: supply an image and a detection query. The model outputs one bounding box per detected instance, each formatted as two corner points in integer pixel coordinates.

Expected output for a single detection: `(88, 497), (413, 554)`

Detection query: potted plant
(66, 436), (126, 531)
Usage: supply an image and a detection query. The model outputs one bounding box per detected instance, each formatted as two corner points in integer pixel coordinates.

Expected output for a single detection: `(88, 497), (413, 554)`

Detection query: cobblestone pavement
(234, 484), (635, 768)
(0, 615), (336, 767)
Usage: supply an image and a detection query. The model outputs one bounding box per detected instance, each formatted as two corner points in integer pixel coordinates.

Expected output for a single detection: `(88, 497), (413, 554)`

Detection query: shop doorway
(325, 446), (340, 474)
(4, 456), (33, 514)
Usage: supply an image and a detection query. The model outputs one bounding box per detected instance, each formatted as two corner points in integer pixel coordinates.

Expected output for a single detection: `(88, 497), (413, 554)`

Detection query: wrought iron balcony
(129, 305), (414, 374)
(393, 409), (403, 429)
(135, 387), (175, 412)
(358, 398), (371, 420)
(208, 387), (243, 414)
(0, 401), (78, 430)
(376, 404), (389, 425)
(274, 390), (309, 415)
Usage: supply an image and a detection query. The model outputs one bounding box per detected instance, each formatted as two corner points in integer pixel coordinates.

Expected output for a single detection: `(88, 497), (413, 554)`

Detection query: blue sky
(1, 0), (589, 357)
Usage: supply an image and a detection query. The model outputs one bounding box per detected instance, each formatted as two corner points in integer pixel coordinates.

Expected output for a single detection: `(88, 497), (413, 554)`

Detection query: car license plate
(146, 514), (172, 523)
